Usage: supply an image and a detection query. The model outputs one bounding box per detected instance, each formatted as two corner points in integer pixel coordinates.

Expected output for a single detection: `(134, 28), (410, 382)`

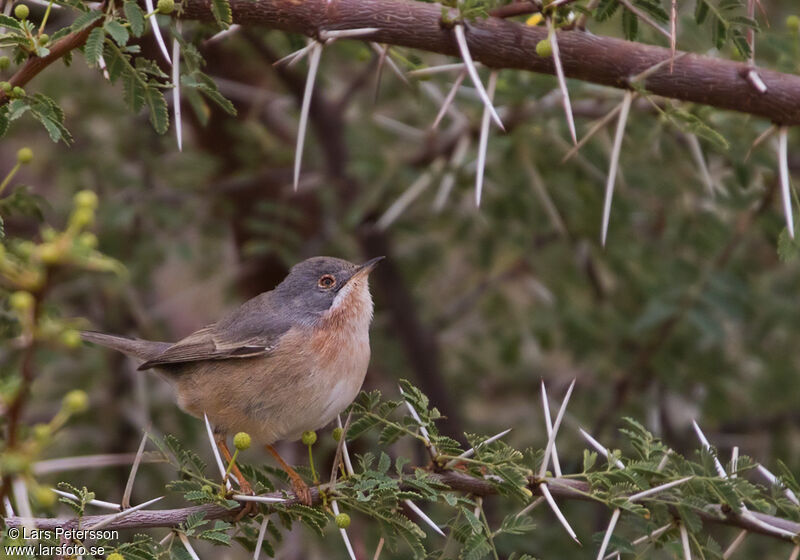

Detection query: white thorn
(539, 483), (580, 544)
(178, 531), (201, 560)
(475, 70), (499, 206)
(434, 134), (471, 211)
(377, 168), (436, 230)
(723, 529), (747, 559)
(409, 63), (467, 77)
(11, 478), (33, 534)
(628, 476), (693, 502)
(540, 382), (563, 477)
(122, 429), (149, 509)
(233, 494), (288, 503)
(515, 496), (544, 519)
(547, 18), (576, 145)
(601, 90), (633, 246)
(254, 515), (269, 560)
(404, 499), (446, 537)
(790, 545), (800, 560)
(319, 27), (379, 41)
(596, 508), (620, 560)
(274, 43), (313, 68)
(98, 54), (110, 81)
(206, 23), (240, 44)
(578, 428), (625, 470)
(331, 500), (357, 560)
(3, 496), (14, 517)
(51, 489), (121, 511)
(691, 420), (727, 478)
(294, 42), (322, 191)
(756, 464), (800, 506)
(679, 522), (692, 560)
(369, 43), (410, 86)
(778, 126), (794, 238)
(745, 69), (768, 94)
(399, 384), (437, 456)
(447, 428), (512, 466)
(204, 412), (232, 490)
(562, 97), (627, 164)
(144, 0), (171, 65)
(432, 70), (466, 130)
(86, 496), (164, 530)
(730, 446), (739, 478)
(337, 415), (355, 476)
(684, 133), (715, 196)
(538, 379), (576, 478)
(172, 27), (182, 152)
(453, 24), (504, 130)
(604, 523), (672, 559)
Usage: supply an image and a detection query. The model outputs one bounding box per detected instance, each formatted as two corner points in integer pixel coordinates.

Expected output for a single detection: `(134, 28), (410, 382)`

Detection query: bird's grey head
(274, 256), (383, 325)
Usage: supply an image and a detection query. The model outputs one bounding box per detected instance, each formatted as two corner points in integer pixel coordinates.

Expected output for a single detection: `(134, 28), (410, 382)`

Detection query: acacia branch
(179, 0), (800, 125)
(7, 471), (800, 542)
(0, 22), (102, 106)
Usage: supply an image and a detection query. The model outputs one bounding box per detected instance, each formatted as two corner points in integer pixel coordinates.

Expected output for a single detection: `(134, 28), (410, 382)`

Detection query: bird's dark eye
(318, 274), (336, 289)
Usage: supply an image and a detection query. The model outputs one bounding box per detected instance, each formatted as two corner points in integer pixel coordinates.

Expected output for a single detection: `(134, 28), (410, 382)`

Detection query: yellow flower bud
(335, 512), (351, 529)
(38, 242), (62, 264)
(535, 39), (552, 58)
(13, 4), (28, 20)
(301, 430), (317, 446)
(73, 190), (98, 210)
(70, 208), (94, 229)
(332, 427), (343, 442)
(9, 291), (34, 312)
(106, 553), (125, 560)
(33, 486), (56, 507)
(62, 390), (89, 414)
(77, 232), (98, 249)
(60, 329), (82, 349)
(233, 431), (251, 451)
(16, 147), (33, 164)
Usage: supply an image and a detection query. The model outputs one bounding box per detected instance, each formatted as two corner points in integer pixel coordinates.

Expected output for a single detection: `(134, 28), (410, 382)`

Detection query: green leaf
(694, 0), (709, 24)
(0, 14), (22, 31)
(104, 20), (130, 46)
(777, 228), (800, 263)
(210, 0), (232, 28)
(124, 1), (146, 37)
(595, 0), (620, 21)
(84, 27), (105, 66)
(633, 0), (669, 23)
(622, 8), (639, 40)
(71, 10), (103, 32)
(712, 16), (728, 49)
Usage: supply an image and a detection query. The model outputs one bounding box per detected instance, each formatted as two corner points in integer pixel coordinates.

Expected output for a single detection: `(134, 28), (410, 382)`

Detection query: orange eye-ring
(318, 274), (336, 289)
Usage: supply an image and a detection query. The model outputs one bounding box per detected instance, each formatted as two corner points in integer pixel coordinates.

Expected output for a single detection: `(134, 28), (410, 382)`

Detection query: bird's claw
(291, 478), (312, 506)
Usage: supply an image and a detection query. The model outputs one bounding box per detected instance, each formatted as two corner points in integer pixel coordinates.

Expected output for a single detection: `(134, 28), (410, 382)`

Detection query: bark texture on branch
(7, 471), (800, 541)
(179, 0), (800, 125)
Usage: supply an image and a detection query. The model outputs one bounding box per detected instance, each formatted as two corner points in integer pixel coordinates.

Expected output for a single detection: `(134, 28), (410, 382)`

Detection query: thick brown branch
(180, 0), (800, 125)
(7, 472), (799, 542)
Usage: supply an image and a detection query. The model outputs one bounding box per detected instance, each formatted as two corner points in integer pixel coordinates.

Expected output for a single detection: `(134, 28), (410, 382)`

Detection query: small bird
(82, 256), (383, 505)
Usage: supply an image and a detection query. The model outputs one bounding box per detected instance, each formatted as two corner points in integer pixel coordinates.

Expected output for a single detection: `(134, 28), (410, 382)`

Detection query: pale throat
(321, 276), (374, 331)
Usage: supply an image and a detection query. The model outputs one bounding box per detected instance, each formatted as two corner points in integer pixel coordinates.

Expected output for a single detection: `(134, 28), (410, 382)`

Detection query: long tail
(81, 331), (171, 362)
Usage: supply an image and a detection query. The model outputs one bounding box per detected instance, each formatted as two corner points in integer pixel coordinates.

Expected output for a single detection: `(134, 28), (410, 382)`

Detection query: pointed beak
(349, 256), (385, 281)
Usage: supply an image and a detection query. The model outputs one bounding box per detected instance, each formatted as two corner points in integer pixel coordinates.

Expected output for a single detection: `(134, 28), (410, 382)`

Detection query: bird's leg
(215, 436), (258, 520)
(216, 437), (253, 495)
(265, 444), (312, 506)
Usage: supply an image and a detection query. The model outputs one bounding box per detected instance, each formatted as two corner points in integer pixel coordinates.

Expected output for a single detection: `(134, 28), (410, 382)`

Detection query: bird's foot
(290, 475), (312, 506)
